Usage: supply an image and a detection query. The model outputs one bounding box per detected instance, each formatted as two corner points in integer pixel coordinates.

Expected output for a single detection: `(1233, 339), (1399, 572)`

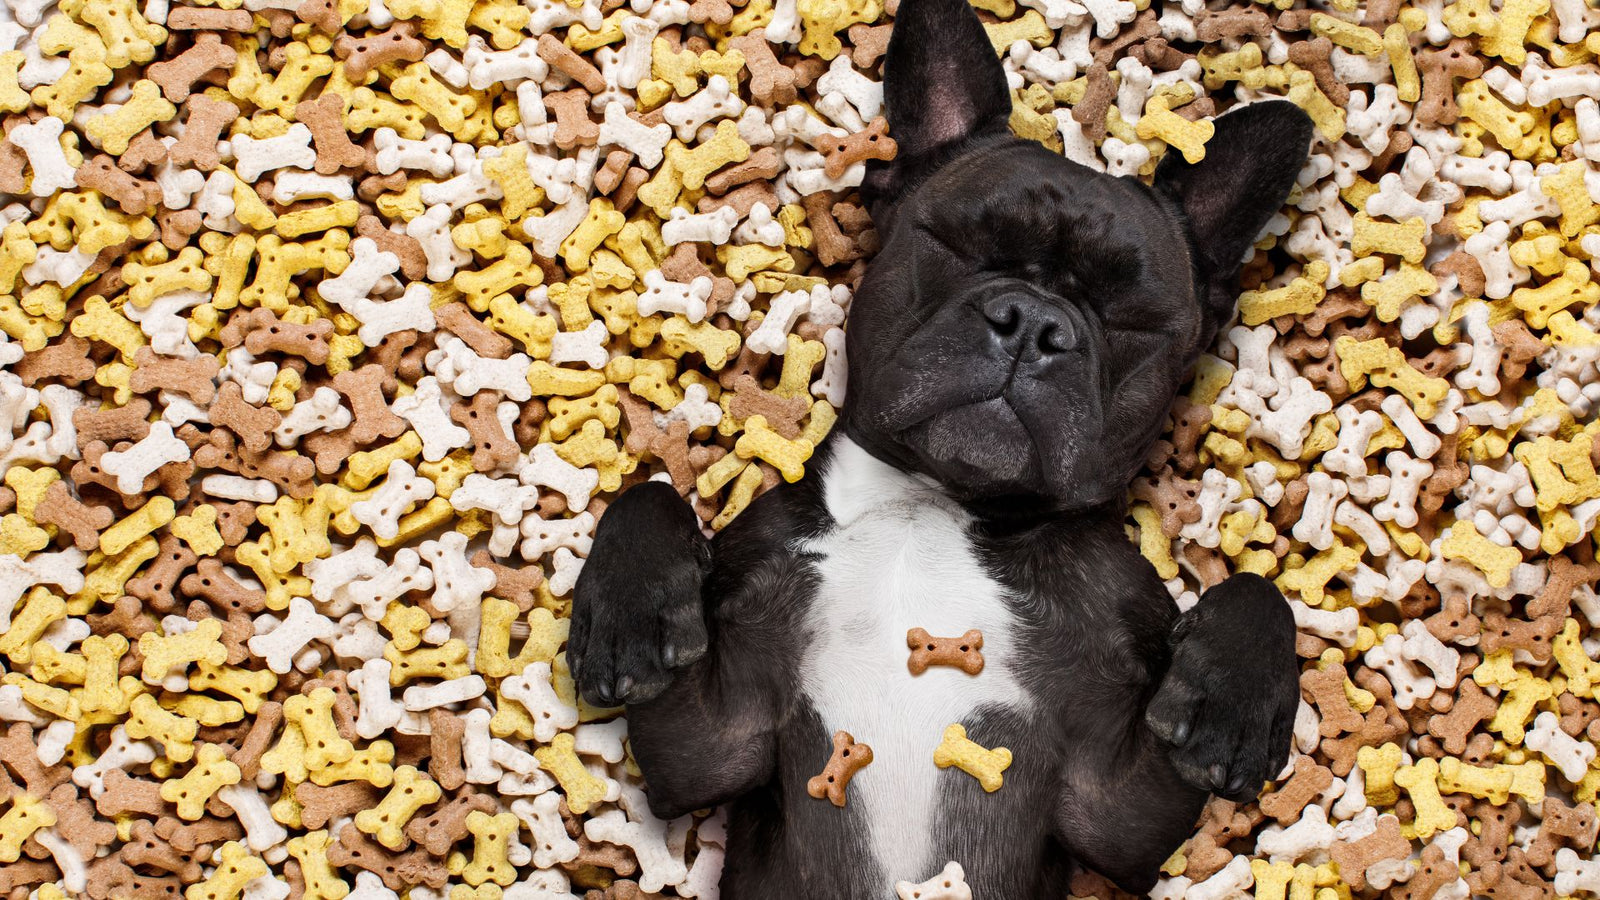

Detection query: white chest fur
(798, 438), (1033, 884)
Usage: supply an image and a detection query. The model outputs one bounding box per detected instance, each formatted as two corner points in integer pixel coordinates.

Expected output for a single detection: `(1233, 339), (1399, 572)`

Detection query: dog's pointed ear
(862, 0), (1012, 220)
(1153, 100), (1314, 288)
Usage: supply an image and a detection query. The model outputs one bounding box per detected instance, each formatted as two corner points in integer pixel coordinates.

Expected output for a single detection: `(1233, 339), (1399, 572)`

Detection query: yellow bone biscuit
(1361, 261), (1436, 323)
(389, 61), (477, 135)
(171, 505), (224, 556)
(167, 693), (245, 727)
(84, 79), (175, 156)
(0, 794), (57, 862)
(1489, 674), (1554, 744)
(0, 588), (65, 664)
(100, 495), (175, 556)
(70, 0), (167, 67)
(1, 671), (79, 719)
(190, 840), (271, 900)
(385, 639), (471, 684)
(1310, 13), (1383, 54)
(528, 361), (608, 397)
(462, 810), (519, 887)
(30, 642), (86, 685)
(140, 617), (229, 684)
(487, 293), (557, 357)
(123, 246), (213, 308)
(933, 723), (1011, 792)
(0, 51), (25, 113)
(80, 634), (131, 714)
(284, 687), (357, 770)
(1394, 758), (1454, 838)
(308, 739), (395, 787)
(126, 691), (198, 762)
(734, 415), (814, 482)
(1540, 162), (1600, 239)
(1351, 213), (1428, 263)
(71, 295), (146, 363)
(261, 720), (310, 784)
(1286, 69), (1345, 142)
(1383, 24), (1420, 101)
(1439, 520), (1522, 587)
(382, 602), (432, 653)
(660, 316), (742, 368)
(666, 119), (752, 191)
(534, 732), (611, 814)
(1436, 756), (1515, 803)
(1457, 79), (1535, 157)
(1357, 742), (1403, 805)
(1510, 259), (1599, 330)
(711, 459), (766, 531)
(389, 0), (474, 46)
(454, 243), (542, 311)
(160, 742), (243, 820)
(1555, 618), (1600, 698)
(560, 200), (626, 274)
(1514, 434), (1600, 513)
(1478, 0), (1547, 64)
(1334, 336), (1449, 418)
(356, 764), (441, 849)
(1136, 95), (1213, 164)
(285, 830), (347, 900)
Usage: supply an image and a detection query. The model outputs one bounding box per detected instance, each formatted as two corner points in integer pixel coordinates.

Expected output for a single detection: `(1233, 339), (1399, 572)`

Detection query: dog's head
(841, 0), (1314, 510)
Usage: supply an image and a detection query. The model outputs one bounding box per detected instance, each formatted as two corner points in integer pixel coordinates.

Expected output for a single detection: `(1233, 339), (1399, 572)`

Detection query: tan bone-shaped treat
(906, 628), (985, 676)
(806, 730), (873, 807)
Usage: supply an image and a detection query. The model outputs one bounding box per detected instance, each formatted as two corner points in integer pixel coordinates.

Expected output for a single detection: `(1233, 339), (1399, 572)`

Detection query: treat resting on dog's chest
(797, 439), (1034, 882)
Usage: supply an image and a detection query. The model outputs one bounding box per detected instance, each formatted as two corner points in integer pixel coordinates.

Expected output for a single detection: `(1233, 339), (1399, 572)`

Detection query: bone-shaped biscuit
(906, 628), (985, 676)
(933, 724), (1011, 793)
(806, 730), (872, 807)
(896, 861), (972, 900)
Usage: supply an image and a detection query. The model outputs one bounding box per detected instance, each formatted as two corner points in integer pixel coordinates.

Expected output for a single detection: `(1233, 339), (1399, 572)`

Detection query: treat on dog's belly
(797, 438), (1034, 881)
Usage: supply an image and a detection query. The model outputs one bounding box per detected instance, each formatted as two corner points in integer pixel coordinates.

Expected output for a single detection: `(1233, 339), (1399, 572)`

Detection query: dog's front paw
(569, 482), (712, 707)
(1145, 573), (1297, 802)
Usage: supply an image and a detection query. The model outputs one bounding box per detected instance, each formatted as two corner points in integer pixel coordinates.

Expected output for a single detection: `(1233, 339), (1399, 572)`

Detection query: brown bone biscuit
(146, 33), (237, 103)
(33, 480), (113, 550)
(906, 627), (985, 676)
(166, 7), (255, 29)
(817, 117), (897, 179)
(295, 94), (366, 174)
(806, 730), (873, 807)
(334, 21), (427, 81)
(168, 95), (239, 171)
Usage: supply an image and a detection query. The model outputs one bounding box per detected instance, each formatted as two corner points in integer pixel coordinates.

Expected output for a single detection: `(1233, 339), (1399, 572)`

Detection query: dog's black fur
(570, 0), (1314, 893)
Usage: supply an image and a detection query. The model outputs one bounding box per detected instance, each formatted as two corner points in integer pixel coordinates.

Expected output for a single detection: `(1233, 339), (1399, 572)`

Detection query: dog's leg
(1054, 725), (1210, 894)
(570, 480), (805, 819)
(1143, 572), (1299, 799)
(1055, 573), (1296, 893)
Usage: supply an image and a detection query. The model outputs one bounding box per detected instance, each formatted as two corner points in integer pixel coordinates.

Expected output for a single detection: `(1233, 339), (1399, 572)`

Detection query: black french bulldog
(570, 0), (1315, 894)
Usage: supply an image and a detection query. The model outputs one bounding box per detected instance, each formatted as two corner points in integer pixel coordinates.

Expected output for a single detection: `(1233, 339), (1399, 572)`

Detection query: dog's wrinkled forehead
(898, 142), (1197, 307)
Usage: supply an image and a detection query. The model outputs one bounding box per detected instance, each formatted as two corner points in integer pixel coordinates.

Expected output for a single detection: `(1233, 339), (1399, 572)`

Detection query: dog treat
(806, 730), (874, 807)
(933, 724), (1011, 792)
(906, 628), (986, 676)
(895, 861), (972, 900)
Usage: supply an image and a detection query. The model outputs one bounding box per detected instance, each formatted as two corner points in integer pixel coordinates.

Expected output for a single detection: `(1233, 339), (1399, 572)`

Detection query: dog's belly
(795, 439), (1035, 885)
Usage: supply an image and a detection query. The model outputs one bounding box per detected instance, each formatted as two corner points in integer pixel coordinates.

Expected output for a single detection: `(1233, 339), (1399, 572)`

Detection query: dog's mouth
(880, 372), (1114, 502)
(908, 395), (1040, 485)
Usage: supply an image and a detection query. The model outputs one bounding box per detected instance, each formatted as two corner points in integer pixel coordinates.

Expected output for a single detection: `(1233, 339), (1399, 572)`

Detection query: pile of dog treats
(0, 0), (1598, 892)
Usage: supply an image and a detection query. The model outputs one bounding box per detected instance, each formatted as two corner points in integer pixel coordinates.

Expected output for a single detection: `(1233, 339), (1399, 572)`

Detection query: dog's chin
(898, 397), (1121, 508)
(911, 398), (1040, 491)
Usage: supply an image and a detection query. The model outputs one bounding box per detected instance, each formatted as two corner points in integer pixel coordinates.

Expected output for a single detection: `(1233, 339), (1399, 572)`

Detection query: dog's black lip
(891, 380), (1059, 464)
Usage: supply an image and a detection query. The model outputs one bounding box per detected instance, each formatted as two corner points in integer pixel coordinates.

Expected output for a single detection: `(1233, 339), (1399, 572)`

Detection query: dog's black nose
(983, 291), (1078, 359)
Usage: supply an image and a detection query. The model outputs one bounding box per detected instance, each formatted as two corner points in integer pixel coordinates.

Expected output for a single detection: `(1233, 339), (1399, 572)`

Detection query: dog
(569, 0), (1315, 894)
